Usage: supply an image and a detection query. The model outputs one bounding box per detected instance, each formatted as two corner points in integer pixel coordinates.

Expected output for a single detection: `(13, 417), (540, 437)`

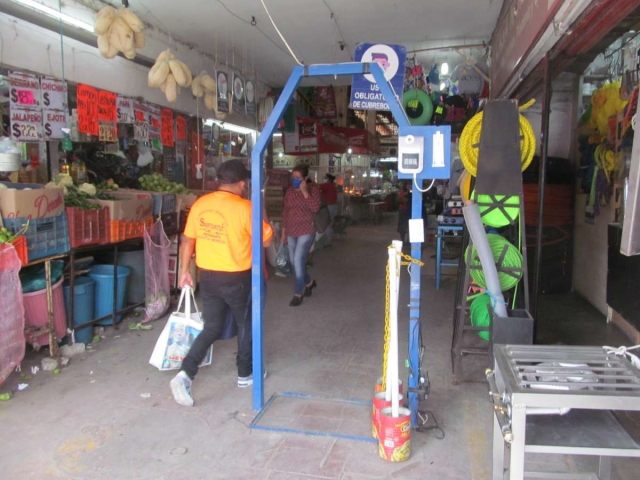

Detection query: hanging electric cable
(259, 0), (303, 66)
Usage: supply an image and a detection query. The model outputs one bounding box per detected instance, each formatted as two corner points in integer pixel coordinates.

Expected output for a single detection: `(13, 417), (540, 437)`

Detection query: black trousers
(181, 269), (252, 379)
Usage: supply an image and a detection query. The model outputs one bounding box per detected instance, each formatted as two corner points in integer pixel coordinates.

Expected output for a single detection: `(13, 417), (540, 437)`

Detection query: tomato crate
(3, 212), (70, 262)
(161, 212), (179, 236)
(66, 207), (110, 248)
(10, 235), (28, 266)
(109, 217), (153, 243)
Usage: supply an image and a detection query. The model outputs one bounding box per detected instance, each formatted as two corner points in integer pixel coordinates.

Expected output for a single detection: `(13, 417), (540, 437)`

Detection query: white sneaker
(170, 371), (194, 407)
(238, 369), (268, 388)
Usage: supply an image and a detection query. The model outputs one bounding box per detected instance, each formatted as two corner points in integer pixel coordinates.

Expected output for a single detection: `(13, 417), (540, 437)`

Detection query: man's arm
(179, 235), (196, 288)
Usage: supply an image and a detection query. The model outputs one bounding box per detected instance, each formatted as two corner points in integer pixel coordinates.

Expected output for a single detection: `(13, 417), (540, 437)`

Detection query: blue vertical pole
(251, 67), (304, 412)
(408, 186), (422, 428)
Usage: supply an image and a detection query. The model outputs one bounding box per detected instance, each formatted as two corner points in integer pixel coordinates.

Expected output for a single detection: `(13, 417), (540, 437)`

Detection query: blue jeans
(325, 204), (338, 244)
(287, 233), (315, 295)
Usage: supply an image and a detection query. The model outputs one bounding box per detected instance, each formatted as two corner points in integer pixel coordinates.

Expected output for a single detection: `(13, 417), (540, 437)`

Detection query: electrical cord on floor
(416, 410), (445, 440)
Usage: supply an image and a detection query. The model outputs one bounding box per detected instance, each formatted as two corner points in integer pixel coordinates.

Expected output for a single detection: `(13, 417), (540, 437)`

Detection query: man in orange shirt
(170, 159), (273, 407)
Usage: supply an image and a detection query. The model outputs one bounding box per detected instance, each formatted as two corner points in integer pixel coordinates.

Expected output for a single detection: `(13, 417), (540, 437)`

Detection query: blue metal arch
(250, 62), (422, 426)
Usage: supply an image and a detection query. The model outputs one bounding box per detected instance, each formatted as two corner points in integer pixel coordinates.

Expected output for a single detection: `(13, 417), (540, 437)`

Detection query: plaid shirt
(283, 184), (321, 237)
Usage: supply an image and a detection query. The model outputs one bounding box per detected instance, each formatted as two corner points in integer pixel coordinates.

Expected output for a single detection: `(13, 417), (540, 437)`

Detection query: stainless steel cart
(487, 345), (640, 480)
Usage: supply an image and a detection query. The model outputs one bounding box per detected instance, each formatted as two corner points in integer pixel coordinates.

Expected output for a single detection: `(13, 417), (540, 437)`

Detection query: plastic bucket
(63, 277), (95, 345)
(372, 392), (404, 440)
(23, 277), (67, 346)
(102, 250), (145, 304)
(378, 407), (412, 462)
(89, 265), (130, 325)
(375, 377), (403, 396)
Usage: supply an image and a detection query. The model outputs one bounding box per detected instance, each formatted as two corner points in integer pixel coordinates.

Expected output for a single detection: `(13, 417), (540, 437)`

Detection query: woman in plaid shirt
(281, 165), (321, 306)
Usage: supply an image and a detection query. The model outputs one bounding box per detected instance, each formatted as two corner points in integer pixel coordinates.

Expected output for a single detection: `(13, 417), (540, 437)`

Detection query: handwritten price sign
(117, 95), (135, 124)
(9, 72), (41, 110)
(10, 107), (43, 141)
(134, 122), (149, 141)
(161, 109), (174, 147)
(41, 77), (68, 111)
(98, 90), (118, 123)
(176, 116), (187, 140)
(77, 84), (99, 136)
(43, 110), (68, 140)
(99, 121), (117, 142)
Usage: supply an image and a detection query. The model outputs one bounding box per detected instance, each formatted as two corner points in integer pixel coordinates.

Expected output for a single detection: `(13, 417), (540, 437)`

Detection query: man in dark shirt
(319, 174), (338, 246)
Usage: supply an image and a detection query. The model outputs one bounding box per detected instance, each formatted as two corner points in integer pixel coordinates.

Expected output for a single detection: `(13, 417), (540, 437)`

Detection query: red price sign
(151, 117), (161, 129)
(161, 109), (174, 147)
(176, 115), (186, 140)
(97, 90), (117, 123)
(77, 84), (99, 136)
(135, 110), (146, 122)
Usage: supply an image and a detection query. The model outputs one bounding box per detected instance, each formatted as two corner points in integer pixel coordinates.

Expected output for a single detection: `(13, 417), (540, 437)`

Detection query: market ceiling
(102, 0), (502, 86)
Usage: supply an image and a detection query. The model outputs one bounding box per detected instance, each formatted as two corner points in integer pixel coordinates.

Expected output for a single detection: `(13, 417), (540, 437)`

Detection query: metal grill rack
(488, 345), (640, 480)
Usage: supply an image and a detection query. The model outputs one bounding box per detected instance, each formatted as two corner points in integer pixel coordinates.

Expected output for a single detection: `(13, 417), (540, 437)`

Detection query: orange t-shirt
(184, 191), (273, 272)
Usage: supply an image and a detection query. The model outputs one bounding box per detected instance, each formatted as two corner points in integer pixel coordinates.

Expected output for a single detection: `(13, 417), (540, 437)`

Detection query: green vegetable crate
(66, 207), (110, 248)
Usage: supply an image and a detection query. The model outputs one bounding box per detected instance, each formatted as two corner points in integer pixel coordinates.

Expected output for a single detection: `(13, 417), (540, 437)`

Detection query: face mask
(292, 178), (303, 189)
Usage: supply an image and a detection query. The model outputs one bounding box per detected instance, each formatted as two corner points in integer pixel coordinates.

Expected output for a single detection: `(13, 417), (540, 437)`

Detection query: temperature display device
(398, 134), (424, 175)
(397, 126), (451, 180)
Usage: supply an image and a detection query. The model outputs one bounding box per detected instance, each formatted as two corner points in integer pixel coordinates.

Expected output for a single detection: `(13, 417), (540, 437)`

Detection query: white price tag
(10, 107), (43, 141)
(43, 109), (68, 140)
(40, 77), (67, 111)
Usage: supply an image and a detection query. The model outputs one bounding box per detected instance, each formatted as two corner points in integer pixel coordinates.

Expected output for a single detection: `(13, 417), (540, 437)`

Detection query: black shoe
(289, 296), (303, 307)
(304, 280), (317, 297)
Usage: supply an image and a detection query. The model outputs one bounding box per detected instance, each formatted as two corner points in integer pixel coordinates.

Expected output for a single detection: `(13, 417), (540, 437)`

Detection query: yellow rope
(459, 99), (537, 177)
(381, 246), (425, 391)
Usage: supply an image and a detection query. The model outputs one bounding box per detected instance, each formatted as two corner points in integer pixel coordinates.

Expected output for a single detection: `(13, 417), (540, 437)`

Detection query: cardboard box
(90, 193), (153, 222)
(0, 182), (65, 220)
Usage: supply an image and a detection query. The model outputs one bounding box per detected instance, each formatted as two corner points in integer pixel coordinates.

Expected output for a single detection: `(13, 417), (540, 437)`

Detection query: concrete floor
(0, 215), (638, 479)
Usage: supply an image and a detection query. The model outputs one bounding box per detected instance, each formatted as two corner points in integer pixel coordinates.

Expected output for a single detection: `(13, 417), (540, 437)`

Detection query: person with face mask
(170, 159), (274, 407)
(281, 165), (321, 306)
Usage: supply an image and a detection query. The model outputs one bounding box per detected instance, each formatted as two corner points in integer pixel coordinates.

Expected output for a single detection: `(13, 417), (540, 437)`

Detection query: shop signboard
(232, 72), (245, 115)
(9, 71), (41, 111)
(161, 108), (175, 147)
(117, 95), (135, 124)
(350, 43), (406, 111)
(77, 84), (99, 136)
(284, 118), (377, 155)
(216, 69), (230, 113)
(491, 0), (563, 97)
(43, 109), (68, 140)
(245, 79), (256, 116)
(40, 76), (67, 111)
(10, 107), (43, 141)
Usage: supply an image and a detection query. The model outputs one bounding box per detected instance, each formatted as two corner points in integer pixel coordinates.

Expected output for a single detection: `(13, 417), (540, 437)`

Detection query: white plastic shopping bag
(149, 286), (212, 371)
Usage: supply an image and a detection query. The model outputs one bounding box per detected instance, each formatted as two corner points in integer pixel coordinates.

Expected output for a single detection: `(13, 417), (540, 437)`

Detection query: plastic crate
(161, 212), (179, 235)
(151, 193), (176, 216)
(4, 212), (70, 262)
(9, 236), (28, 266)
(109, 217), (153, 243)
(66, 207), (110, 248)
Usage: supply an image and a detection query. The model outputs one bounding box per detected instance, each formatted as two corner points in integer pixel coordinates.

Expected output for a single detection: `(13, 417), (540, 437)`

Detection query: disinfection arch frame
(251, 62), (423, 427)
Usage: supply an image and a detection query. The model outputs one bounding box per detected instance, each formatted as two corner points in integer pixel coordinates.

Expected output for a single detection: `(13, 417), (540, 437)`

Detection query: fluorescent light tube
(12, 0), (95, 33)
